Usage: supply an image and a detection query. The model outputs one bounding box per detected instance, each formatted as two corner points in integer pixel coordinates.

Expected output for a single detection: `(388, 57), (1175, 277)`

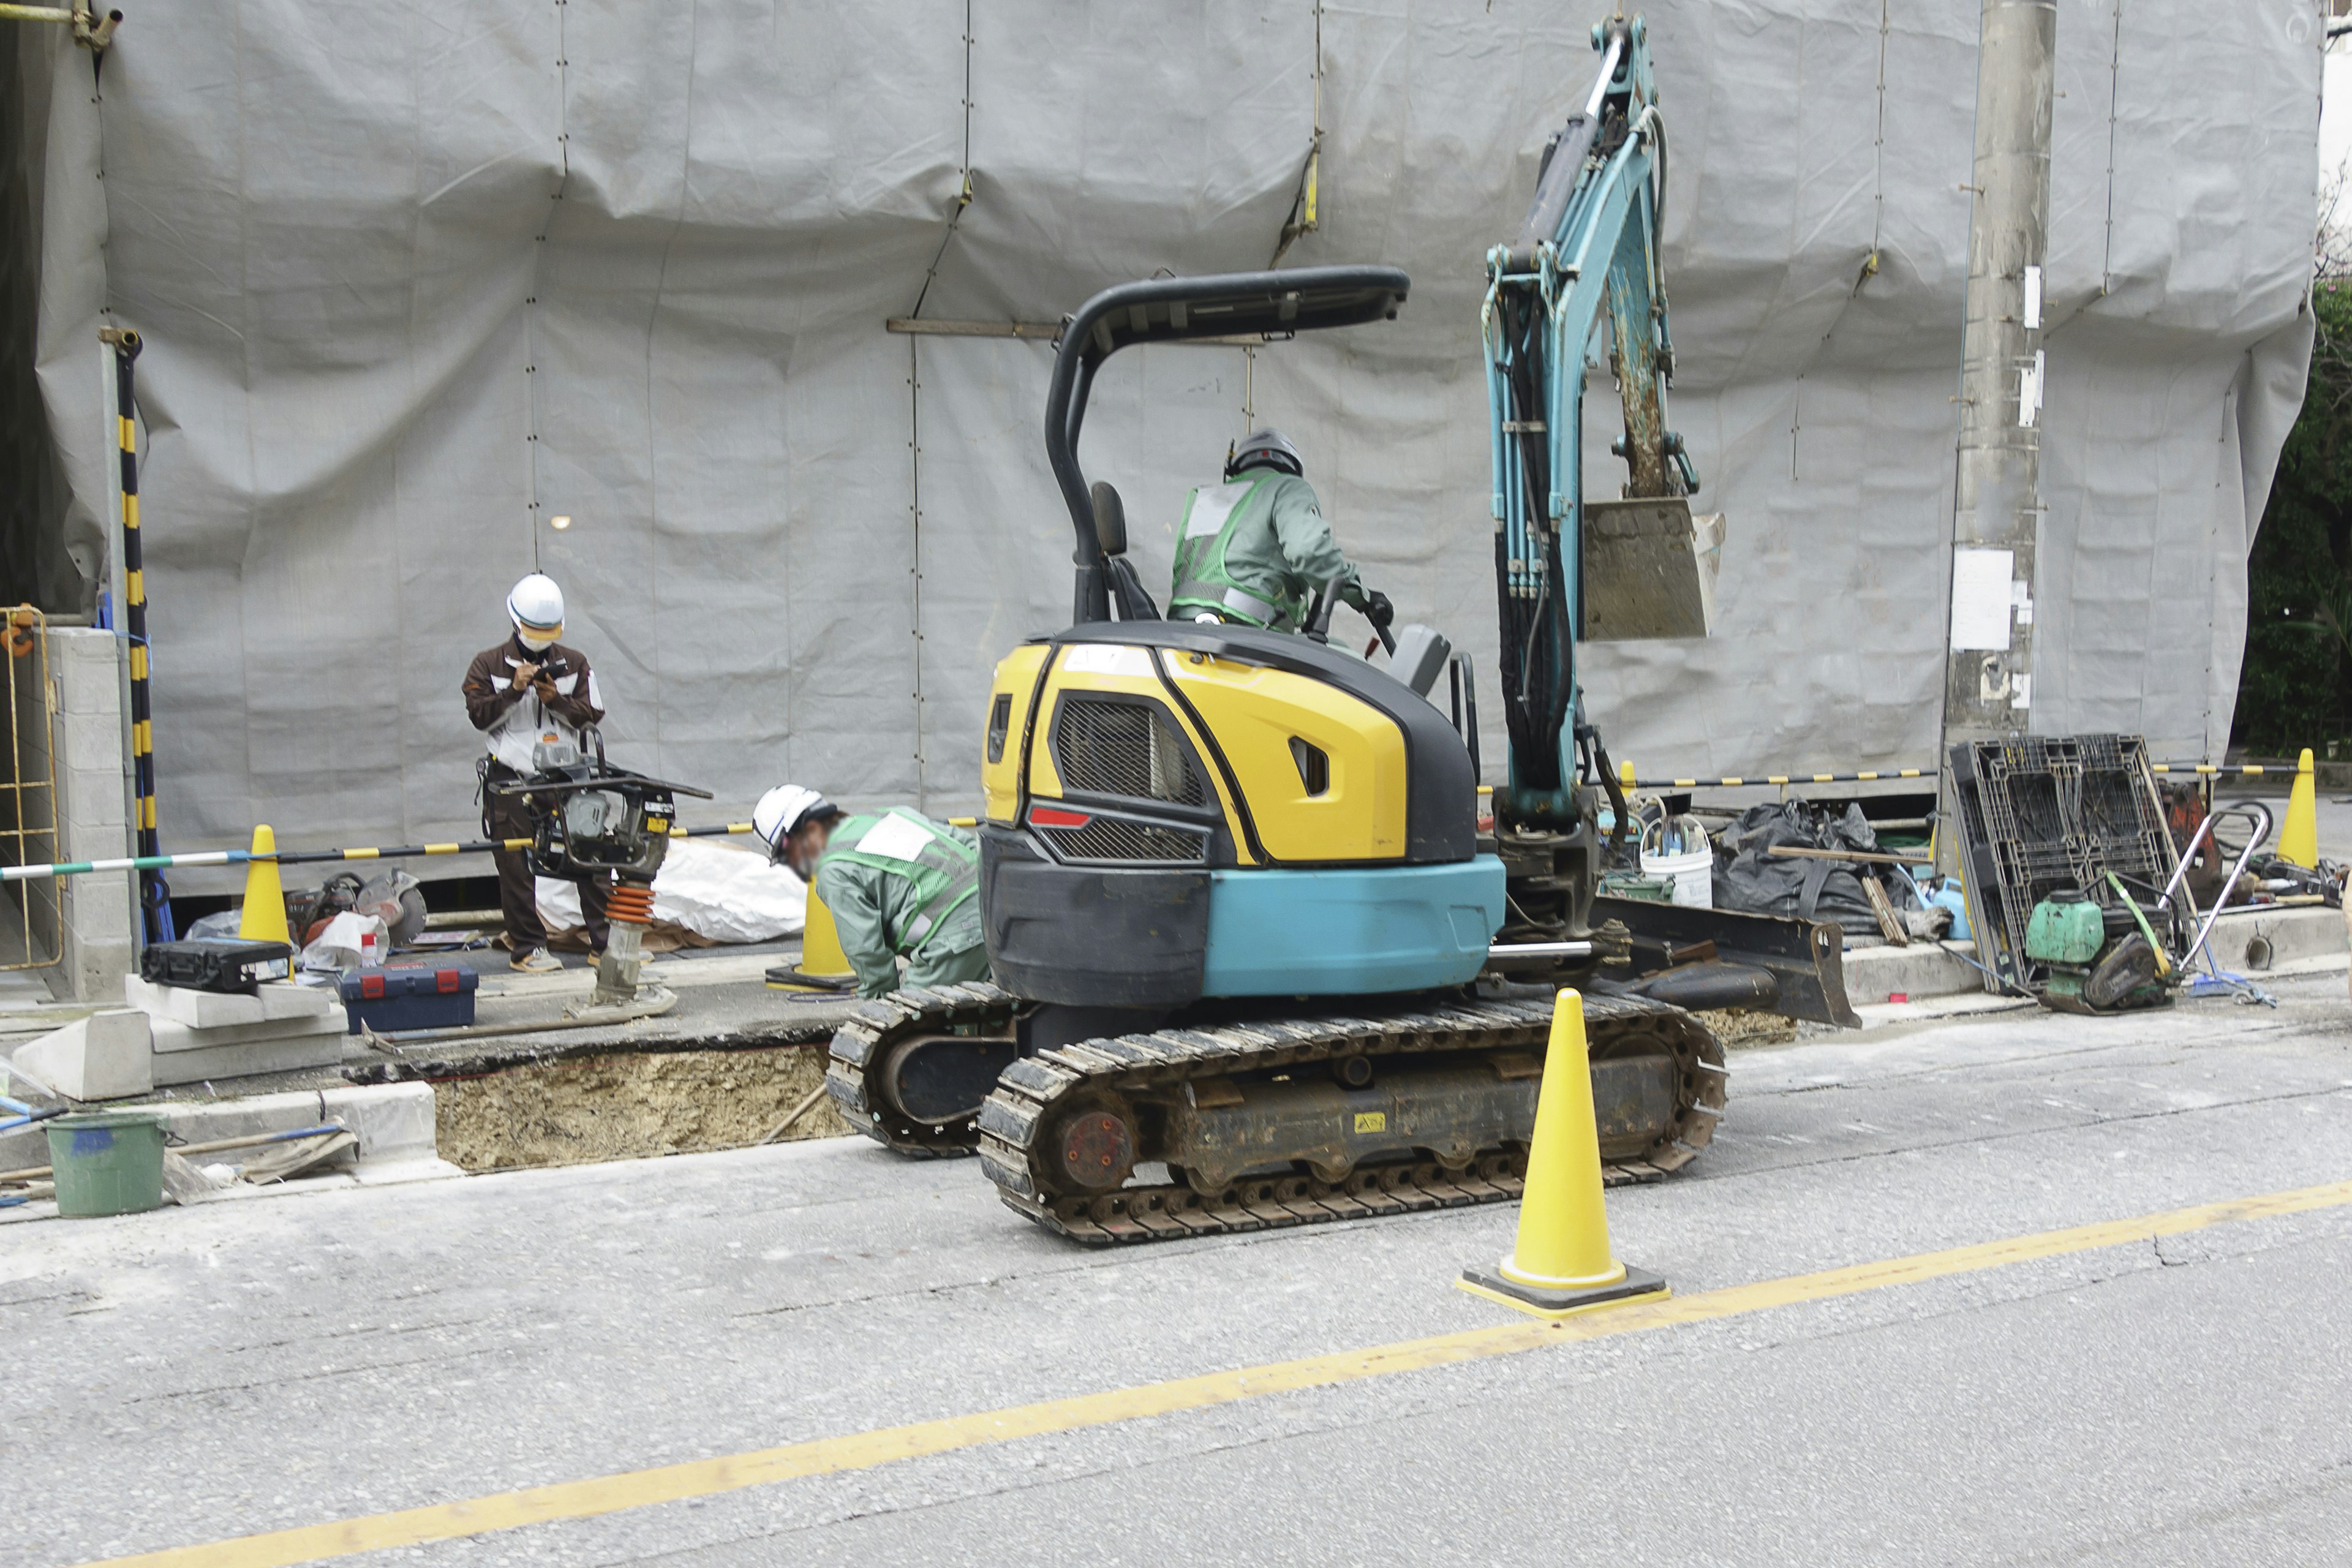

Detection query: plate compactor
(826, 17), (1858, 1243)
(486, 735), (710, 1022)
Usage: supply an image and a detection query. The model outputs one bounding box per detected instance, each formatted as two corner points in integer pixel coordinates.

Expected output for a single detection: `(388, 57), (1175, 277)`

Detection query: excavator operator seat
(1091, 481), (1160, 622)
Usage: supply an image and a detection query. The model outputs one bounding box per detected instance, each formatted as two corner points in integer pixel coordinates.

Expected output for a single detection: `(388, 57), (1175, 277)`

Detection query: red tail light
(1031, 806), (1091, 828)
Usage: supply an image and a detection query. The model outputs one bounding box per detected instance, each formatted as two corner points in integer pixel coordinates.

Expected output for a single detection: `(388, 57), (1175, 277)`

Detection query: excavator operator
(1169, 428), (1393, 635)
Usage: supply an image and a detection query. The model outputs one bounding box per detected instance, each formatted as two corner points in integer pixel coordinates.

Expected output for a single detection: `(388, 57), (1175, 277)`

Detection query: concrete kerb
(0, 1080), (459, 1200)
(1835, 903), (2346, 1013)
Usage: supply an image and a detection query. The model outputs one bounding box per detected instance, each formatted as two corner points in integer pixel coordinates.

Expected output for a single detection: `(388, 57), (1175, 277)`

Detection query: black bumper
(981, 826), (1210, 1008)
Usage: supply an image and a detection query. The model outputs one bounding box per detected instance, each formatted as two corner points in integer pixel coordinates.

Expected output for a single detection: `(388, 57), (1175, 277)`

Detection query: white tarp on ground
(536, 837), (805, 944)
(5, 1), (2320, 858)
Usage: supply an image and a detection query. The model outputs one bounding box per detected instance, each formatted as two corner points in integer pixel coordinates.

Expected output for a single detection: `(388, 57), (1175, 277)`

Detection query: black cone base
(1457, 1262), (1669, 1321)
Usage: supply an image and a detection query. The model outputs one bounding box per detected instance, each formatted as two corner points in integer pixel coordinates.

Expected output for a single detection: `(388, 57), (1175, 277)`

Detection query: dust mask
(519, 631), (556, 652)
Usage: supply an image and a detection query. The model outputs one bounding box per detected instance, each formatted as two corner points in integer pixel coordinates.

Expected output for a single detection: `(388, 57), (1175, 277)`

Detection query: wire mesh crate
(1948, 733), (2179, 993)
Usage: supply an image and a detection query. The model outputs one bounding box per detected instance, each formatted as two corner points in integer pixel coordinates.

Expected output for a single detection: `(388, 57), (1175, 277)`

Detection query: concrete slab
(148, 1029), (360, 1088)
(146, 1012), (348, 1055)
(124, 975), (341, 1028)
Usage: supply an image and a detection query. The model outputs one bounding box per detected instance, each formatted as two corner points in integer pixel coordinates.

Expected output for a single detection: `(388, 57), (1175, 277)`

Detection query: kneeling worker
(754, 786), (990, 1000)
(1170, 428), (1392, 633)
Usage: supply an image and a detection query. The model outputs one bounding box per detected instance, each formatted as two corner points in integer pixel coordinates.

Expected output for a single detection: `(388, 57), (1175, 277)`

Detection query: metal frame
(1040, 266), (1411, 625)
(0, 608), (61, 970)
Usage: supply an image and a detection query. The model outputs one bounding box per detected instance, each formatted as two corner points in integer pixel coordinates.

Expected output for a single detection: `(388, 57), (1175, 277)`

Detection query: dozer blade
(1597, 895), (1861, 1029)
(1581, 497), (1722, 641)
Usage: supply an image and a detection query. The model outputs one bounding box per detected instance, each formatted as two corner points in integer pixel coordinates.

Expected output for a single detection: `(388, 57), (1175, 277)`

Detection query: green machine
(2021, 883), (2169, 1015)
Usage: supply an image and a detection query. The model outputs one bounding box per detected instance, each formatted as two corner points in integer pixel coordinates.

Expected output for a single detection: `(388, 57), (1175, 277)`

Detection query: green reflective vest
(815, 810), (981, 957)
(1169, 472), (1360, 630)
(1169, 475), (1294, 628)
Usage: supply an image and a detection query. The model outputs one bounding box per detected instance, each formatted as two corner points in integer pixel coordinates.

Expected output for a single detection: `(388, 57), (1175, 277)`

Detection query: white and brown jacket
(461, 636), (605, 774)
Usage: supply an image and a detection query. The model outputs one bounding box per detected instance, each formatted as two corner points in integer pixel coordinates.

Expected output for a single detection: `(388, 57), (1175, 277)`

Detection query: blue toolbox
(337, 965), (478, 1035)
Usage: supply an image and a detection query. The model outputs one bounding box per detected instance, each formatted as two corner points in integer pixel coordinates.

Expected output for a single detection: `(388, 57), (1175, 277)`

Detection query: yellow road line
(80, 1177), (2352, 1568)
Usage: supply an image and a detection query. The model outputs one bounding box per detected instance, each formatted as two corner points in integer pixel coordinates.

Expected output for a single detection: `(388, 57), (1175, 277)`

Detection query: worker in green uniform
(753, 785), (990, 1000)
(1169, 428), (1393, 633)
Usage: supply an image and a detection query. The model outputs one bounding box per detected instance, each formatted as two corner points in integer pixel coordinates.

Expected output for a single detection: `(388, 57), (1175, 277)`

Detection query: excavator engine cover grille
(1054, 698), (1205, 805)
(1041, 816), (1208, 864)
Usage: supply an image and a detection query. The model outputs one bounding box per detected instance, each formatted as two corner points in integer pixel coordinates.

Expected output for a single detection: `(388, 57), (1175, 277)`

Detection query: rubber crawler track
(827, 982), (1726, 1245)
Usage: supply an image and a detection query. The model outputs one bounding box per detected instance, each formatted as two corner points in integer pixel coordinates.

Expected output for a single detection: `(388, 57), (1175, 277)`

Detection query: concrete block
(48, 932), (135, 1009)
(77, 1082), (443, 1164)
(318, 1083), (441, 1163)
(53, 647), (123, 715)
(50, 628), (118, 668)
(148, 1012), (347, 1055)
(61, 717), (124, 774)
(66, 884), (131, 930)
(125, 976), (337, 1029)
(149, 1031), (353, 1087)
(2200, 905), (2346, 973)
(64, 768), (127, 829)
(1842, 940), (1983, 1004)
(12, 1009), (154, 1101)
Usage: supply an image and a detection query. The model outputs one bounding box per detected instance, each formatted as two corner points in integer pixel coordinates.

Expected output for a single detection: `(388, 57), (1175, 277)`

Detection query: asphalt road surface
(10, 971), (2351, 1567)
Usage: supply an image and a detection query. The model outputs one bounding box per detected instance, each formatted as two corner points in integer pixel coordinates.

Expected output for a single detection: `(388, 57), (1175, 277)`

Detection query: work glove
(1362, 589), (1395, 630)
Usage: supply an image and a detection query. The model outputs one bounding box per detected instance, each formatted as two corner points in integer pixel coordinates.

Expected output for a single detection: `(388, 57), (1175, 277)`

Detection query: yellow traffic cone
(1458, 988), (1670, 1319)
(767, 885), (857, 991)
(801, 888), (853, 977)
(2279, 747), (2318, 870)
(236, 825), (292, 946)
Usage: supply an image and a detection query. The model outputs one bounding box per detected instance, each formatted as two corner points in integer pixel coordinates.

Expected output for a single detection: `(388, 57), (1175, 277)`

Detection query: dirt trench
(432, 1044), (854, 1173)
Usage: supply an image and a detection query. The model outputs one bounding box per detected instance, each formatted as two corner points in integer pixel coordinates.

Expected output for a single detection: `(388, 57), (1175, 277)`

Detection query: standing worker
(754, 786), (990, 1000)
(1169, 428), (1393, 635)
(462, 573), (611, 973)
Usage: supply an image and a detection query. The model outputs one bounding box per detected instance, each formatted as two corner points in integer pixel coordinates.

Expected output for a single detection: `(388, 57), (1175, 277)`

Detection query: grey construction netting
(1, 1), (2321, 865)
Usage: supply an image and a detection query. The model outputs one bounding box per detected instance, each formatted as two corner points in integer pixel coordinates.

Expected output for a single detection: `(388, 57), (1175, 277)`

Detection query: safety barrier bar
(1626, 767), (1931, 790)
(0, 823), (764, 884)
(1618, 760), (2302, 790)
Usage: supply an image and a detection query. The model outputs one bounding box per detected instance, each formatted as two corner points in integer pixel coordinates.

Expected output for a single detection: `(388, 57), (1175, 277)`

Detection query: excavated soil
(434, 1044), (853, 1172)
(1693, 1006), (1798, 1047)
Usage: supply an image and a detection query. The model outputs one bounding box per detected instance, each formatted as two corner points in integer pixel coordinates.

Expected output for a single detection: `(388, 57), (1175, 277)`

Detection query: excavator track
(827, 983), (1725, 1245)
(824, 982), (1026, 1157)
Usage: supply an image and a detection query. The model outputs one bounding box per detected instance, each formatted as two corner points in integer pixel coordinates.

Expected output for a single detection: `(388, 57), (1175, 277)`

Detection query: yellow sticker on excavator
(1354, 1111), (1387, 1134)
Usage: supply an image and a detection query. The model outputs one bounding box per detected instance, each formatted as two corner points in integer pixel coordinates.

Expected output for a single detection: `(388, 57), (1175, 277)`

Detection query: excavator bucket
(1582, 497), (1724, 641)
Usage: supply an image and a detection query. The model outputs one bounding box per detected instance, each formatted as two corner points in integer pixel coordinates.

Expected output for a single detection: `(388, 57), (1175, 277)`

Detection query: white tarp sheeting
(536, 836), (805, 944)
(7, 1), (2320, 858)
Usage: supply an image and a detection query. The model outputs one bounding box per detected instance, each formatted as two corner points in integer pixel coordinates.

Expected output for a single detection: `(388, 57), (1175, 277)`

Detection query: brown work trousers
(486, 780), (610, 954)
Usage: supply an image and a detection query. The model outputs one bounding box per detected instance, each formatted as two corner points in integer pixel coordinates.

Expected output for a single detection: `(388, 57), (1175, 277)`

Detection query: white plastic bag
(300, 910), (389, 971)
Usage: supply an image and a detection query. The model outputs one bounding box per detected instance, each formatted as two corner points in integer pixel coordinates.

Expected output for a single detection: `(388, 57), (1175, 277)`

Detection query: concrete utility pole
(1938, 0), (2056, 874)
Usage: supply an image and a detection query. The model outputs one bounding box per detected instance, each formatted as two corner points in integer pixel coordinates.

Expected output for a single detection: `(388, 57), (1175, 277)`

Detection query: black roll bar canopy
(1041, 265), (1411, 624)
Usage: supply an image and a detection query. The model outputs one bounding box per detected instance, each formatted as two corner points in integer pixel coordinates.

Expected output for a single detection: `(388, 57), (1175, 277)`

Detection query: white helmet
(507, 574), (565, 644)
(753, 785), (841, 861)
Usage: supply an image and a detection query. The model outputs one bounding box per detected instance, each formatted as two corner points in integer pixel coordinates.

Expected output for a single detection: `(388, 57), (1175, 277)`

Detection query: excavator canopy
(1043, 265), (1410, 624)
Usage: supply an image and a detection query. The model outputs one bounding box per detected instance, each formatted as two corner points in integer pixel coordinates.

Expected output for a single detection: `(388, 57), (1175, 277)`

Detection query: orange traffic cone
(1458, 988), (1670, 1319)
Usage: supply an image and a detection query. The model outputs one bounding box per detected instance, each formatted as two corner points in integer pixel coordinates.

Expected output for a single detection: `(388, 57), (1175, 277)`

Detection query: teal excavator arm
(1485, 12), (1699, 834)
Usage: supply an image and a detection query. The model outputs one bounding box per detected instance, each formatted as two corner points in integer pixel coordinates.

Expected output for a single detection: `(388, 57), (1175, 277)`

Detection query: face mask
(518, 631), (556, 652)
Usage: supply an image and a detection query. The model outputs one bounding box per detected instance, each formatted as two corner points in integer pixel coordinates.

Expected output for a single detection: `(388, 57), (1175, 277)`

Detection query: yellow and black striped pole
(99, 326), (165, 940)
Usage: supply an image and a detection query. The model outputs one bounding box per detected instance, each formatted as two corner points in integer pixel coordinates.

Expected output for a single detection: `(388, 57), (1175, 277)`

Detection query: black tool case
(139, 938), (296, 993)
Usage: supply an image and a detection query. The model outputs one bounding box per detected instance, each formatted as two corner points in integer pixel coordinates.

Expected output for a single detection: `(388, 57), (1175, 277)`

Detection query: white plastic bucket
(1639, 817), (1713, 908)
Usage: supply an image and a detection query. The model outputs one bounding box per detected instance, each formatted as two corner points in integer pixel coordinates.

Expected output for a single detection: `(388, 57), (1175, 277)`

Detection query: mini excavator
(826, 14), (1856, 1242)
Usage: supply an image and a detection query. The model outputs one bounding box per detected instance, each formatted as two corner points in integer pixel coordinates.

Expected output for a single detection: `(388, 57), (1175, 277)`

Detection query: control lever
(1305, 579), (1337, 644)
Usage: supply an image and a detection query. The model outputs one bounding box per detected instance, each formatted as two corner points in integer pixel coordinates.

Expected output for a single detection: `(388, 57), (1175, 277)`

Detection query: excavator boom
(1485, 13), (1708, 831)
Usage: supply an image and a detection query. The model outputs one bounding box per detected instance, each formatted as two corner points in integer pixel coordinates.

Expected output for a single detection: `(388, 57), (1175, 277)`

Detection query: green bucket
(45, 1110), (167, 1218)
